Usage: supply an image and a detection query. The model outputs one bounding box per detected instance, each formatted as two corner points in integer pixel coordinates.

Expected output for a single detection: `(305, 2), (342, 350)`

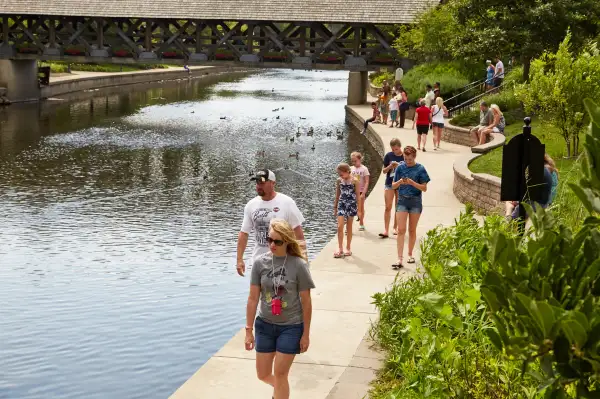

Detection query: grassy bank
(41, 62), (171, 74)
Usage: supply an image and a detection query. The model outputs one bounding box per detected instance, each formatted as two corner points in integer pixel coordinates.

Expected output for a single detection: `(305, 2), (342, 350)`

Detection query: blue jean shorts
(396, 195), (423, 214)
(384, 183), (394, 190)
(255, 317), (304, 354)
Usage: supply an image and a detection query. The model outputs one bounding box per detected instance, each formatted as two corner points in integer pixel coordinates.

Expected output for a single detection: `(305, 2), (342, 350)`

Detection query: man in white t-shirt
(236, 169), (306, 276)
(493, 57), (505, 88)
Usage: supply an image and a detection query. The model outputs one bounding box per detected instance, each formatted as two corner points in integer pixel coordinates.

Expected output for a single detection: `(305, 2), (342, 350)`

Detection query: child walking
(351, 152), (370, 231)
(389, 93), (399, 127)
(334, 163), (360, 258)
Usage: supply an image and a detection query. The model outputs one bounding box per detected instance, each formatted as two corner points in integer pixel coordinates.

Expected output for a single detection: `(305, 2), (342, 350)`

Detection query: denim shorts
(255, 317), (304, 354)
(432, 122), (444, 128)
(384, 183), (394, 190)
(396, 195), (423, 214)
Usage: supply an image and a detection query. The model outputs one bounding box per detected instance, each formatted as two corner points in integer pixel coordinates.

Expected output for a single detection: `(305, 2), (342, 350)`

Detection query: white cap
(251, 169), (276, 183)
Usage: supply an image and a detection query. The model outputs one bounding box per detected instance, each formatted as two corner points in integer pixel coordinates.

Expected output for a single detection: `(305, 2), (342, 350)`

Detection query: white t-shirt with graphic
(351, 165), (370, 193)
(241, 193), (305, 263)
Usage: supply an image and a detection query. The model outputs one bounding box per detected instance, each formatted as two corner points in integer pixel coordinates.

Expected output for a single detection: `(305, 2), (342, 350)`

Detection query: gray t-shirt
(250, 253), (315, 325)
(480, 109), (492, 126)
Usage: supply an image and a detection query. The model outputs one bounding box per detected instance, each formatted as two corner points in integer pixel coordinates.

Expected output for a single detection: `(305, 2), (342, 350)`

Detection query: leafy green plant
(451, 109), (480, 127)
(371, 207), (538, 398)
(370, 71), (395, 87)
(481, 99), (600, 397)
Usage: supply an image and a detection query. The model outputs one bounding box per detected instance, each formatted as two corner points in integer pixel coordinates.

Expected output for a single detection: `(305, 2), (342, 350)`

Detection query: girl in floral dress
(333, 163), (360, 258)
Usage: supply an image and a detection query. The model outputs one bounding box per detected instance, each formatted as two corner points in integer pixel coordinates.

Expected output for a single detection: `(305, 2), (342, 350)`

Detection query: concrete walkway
(170, 105), (470, 399)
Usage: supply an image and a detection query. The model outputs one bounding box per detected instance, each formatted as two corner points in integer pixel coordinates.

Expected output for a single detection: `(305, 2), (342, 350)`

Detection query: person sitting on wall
(469, 101), (493, 146)
(362, 101), (381, 135)
(477, 104), (506, 145)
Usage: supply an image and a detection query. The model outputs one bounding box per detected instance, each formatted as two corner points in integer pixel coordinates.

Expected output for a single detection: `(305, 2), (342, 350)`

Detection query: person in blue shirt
(379, 138), (404, 239)
(485, 60), (495, 91)
(391, 146), (430, 269)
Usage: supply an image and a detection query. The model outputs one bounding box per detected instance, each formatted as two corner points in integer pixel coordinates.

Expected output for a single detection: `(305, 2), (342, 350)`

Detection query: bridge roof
(1, 0), (438, 24)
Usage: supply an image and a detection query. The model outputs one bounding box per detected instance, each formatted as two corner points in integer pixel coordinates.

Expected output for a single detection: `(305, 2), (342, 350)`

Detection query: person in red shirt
(412, 100), (432, 151)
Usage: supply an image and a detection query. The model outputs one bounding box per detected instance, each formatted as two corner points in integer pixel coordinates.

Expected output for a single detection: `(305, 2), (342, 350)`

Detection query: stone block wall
(443, 122), (478, 147)
(344, 105), (385, 158)
(453, 153), (503, 215)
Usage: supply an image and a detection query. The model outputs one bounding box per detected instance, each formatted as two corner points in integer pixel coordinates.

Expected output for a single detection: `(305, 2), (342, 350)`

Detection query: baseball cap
(250, 169), (276, 183)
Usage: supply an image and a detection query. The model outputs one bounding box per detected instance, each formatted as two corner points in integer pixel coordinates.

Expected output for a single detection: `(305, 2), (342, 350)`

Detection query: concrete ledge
(344, 105), (385, 158)
(41, 66), (241, 98)
(472, 132), (506, 153)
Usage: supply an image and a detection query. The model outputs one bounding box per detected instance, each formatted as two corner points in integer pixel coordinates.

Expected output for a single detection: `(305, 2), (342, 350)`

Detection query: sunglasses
(267, 237), (285, 246)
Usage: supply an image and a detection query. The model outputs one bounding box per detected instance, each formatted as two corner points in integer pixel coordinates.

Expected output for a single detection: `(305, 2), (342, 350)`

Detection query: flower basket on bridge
(64, 46), (86, 56)
(318, 53), (344, 64)
(263, 52), (287, 62)
(16, 43), (39, 54)
(215, 49), (235, 61)
(373, 54), (395, 65)
(113, 49), (132, 58)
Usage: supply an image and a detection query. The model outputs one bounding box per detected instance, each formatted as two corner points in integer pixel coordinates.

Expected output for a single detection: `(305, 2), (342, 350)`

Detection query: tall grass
(401, 62), (471, 103)
(42, 62), (171, 74)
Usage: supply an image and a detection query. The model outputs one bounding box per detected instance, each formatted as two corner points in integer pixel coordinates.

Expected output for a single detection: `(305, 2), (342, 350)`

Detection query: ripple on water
(0, 69), (381, 399)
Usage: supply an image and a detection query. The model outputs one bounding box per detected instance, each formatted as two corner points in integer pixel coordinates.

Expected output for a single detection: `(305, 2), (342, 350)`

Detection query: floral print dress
(337, 178), (358, 218)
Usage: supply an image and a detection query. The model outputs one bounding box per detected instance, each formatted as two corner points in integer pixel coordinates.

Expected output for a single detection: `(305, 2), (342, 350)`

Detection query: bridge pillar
(347, 71), (368, 105)
(0, 60), (40, 103)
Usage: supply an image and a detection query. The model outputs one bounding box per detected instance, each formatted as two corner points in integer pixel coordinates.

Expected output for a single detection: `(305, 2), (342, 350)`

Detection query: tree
(398, 0), (600, 82)
(516, 33), (600, 157)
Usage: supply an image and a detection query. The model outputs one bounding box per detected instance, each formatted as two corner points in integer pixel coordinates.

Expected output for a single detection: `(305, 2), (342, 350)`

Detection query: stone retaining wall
(447, 119), (506, 215)
(443, 121), (478, 147)
(0, 87), (9, 105)
(344, 105), (385, 158)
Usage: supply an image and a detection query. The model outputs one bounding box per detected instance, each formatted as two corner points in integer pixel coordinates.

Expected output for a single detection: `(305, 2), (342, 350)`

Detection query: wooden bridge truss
(0, 15), (403, 70)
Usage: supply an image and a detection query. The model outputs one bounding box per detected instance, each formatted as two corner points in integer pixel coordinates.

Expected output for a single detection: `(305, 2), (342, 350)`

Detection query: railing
(448, 82), (510, 118)
(444, 77), (488, 109)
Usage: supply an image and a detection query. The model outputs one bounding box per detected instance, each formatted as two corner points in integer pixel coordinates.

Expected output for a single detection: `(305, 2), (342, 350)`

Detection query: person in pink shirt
(351, 151), (370, 231)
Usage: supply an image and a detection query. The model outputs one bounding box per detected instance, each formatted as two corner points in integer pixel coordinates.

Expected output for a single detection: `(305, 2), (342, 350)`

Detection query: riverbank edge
(40, 66), (246, 98)
(170, 105), (394, 399)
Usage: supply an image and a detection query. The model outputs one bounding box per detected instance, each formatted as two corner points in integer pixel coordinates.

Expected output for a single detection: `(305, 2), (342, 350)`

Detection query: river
(0, 69), (382, 399)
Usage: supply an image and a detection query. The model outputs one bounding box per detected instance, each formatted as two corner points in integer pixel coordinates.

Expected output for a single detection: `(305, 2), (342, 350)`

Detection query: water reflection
(0, 69), (381, 399)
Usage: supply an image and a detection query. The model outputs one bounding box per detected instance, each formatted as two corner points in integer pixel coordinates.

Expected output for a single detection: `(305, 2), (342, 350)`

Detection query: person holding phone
(391, 146), (430, 268)
(245, 218), (315, 399)
(379, 138), (404, 238)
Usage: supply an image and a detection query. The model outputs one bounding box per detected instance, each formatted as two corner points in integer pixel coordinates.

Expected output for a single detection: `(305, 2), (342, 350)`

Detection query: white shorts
(492, 127), (504, 133)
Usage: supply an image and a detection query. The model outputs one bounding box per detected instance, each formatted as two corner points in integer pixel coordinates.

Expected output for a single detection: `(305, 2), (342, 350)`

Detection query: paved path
(49, 66), (212, 84)
(170, 104), (470, 399)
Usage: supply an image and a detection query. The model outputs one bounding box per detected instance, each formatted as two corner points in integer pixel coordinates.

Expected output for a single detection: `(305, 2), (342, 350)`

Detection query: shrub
(371, 208), (538, 398)
(370, 71), (395, 87)
(451, 109), (480, 127)
(401, 62), (471, 103)
(483, 89), (521, 113)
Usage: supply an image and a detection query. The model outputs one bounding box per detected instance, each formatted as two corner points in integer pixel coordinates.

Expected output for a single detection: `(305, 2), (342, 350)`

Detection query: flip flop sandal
(378, 233), (389, 238)
(344, 250), (352, 257)
(407, 257), (416, 264)
(392, 261), (404, 269)
(334, 251), (344, 258)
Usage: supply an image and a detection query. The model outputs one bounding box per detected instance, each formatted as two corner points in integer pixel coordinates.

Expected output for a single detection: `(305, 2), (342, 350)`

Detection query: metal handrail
(444, 78), (488, 106)
(448, 82), (511, 117)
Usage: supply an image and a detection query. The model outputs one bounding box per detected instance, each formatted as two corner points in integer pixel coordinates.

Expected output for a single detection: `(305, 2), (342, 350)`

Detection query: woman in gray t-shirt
(245, 218), (315, 399)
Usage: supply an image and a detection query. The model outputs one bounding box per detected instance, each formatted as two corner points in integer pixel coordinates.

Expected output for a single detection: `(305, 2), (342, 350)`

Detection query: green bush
(483, 90), (521, 113)
(370, 71), (395, 87)
(371, 208), (539, 398)
(401, 62), (471, 103)
(450, 109), (480, 127)
(480, 102), (600, 396)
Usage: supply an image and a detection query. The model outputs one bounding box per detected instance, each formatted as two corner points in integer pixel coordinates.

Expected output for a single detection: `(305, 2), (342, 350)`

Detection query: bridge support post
(347, 71), (368, 105)
(0, 60), (41, 103)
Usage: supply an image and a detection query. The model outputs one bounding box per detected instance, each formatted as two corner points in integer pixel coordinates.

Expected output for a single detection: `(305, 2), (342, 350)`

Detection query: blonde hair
(490, 104), (503, 116)
(351, 151), (363, 160)
(269, 218), (307, 261)
(435, 97), (444, 109)
(544, 153), (558, 174)
(337, 162), (351, 174)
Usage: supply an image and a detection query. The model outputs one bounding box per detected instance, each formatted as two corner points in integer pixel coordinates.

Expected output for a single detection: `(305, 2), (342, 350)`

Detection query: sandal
(334, 251), (344, 258)
(407, 256), (415, 264)
(378, 233), (389, 238)
(344, 250), (353, 257)
(392, 259), (404, 269)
